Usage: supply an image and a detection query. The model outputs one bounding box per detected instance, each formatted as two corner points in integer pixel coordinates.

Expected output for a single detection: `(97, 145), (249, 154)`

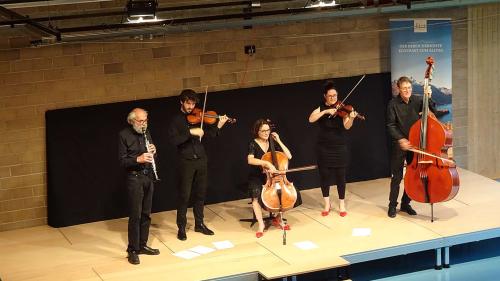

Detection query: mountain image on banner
(391, 78), (452, 105)
(391, 78), (452, 122)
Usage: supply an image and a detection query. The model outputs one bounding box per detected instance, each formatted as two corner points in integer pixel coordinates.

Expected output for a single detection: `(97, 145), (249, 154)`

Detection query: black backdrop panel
(47, 73), (393, 227)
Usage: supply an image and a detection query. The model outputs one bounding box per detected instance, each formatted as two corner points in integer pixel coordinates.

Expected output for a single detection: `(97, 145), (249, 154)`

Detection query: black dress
(316, 103), (349, 168)
(248, 138), (304, 209)
(247, 139), (283, 199)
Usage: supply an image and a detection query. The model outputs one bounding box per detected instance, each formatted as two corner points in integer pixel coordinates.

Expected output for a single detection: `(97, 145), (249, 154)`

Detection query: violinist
(168, 89), (229, 240)
(386, 76), (436, 218)
(309, 80), (358, 217)
(247, 119), (292, 238)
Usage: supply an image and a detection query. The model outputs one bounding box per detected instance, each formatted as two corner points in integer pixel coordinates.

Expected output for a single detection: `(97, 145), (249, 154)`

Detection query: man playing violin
(309, 80), (358, 218)
(168, 89), (229, 241)
(386, 76), (436, 218)
(247, 119), (293, 238)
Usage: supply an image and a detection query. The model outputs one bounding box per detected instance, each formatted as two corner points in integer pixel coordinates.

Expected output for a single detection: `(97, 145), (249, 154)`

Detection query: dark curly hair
(324, 80), (337, 95)
(252, 119), (272, 138)
(179, 89), (200, 103)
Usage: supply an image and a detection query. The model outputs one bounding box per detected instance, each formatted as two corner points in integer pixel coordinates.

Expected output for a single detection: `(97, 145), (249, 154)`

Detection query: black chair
(239, 199), (275, 228)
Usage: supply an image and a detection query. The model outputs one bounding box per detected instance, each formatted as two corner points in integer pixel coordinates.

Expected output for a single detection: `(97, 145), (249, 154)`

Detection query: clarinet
(142, 127), (160, 181)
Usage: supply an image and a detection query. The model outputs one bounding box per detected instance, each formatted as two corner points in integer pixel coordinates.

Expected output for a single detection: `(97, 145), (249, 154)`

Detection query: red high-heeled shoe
(272, 218), (281, 228)
(321, 208), (331, 216)
(339, 211), (347, 217)
(256, 231), (264, 238)
(272, 218), (291, 230)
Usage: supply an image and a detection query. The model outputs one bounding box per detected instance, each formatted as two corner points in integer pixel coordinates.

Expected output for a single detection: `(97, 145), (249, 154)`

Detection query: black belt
(129, 169), (150, 176)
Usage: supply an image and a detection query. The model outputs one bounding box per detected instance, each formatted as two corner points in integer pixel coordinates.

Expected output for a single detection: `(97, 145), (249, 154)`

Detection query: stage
(1, 168), (499, 281)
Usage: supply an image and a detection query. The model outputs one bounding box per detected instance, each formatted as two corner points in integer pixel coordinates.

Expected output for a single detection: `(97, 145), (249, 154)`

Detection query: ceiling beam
(0, 5), (61, 40)
(0, 0), (110, 6)
(55, 0), (448, 34)
(58, 0), (500, 42)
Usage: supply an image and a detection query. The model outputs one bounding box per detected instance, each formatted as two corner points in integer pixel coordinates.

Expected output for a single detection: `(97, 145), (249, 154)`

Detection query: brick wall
(0, 8), (468, 231)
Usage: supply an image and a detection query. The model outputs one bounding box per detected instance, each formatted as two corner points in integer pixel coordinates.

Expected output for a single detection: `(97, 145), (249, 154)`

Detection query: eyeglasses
(259, 129), (271, 133)
(325, 95), (337, 98)
(134, 119), (148, 124)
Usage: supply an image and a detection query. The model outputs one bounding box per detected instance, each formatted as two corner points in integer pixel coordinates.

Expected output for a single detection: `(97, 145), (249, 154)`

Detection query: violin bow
(408, 147), (455, 164)
(341, 74), (366, 105)
(329, 74), (365, 118)
(199, 86), (208, 140)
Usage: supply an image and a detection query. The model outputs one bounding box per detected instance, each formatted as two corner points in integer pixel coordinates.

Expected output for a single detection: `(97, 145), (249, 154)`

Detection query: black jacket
(168, 111), (220, 160)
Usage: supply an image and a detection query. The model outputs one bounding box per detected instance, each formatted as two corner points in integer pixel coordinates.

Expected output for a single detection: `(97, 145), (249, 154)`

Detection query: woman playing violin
(247, 119), (292, 238)
(309, 80), (358, 217)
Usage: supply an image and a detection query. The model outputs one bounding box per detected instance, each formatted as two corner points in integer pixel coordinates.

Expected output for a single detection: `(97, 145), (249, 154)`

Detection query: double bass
(404, 57), (460, 221)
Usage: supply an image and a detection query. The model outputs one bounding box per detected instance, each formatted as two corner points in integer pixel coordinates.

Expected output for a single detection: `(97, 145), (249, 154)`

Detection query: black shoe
(401, 204), (417, 215)
(127, 250), (140, 265)
(139, 245), (160, 255)
(194, 223), (214, 235)
(388, 206), (397, 218)
(177, 228), (187, 241)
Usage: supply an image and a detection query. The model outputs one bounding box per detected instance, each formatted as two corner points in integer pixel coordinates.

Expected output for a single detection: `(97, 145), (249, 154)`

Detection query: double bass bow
(403, 57), (460, 222)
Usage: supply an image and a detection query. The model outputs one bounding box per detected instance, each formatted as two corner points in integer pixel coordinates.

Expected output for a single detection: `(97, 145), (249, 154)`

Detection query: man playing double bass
(168, 89), (229, 241)
(386, 76), (436, 218)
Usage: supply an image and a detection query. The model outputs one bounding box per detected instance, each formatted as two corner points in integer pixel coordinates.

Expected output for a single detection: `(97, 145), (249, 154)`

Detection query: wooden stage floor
(1, 168), (499, 281)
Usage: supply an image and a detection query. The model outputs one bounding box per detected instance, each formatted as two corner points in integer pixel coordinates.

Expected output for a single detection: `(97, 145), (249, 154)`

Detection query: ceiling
(0, 0), (497, 43)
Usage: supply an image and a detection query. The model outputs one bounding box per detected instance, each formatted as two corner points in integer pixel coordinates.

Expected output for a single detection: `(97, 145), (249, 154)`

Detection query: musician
(309, 81), (358, 217)
(168, 89), (229, 241)
(247, 119), (292, 238)
(386, 76), (436, 218)
(119, 108), (160, 265)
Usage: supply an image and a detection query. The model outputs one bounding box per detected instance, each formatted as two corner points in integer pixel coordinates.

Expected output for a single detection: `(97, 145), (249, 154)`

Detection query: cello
(404, 57), (460, 222)
(261, 127), (298, 213)
(259, 122), (297, 245)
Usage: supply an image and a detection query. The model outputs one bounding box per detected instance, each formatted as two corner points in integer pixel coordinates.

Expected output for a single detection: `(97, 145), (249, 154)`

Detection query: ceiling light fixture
(126, 0), (158, 22)
(307, 0), (338, 8)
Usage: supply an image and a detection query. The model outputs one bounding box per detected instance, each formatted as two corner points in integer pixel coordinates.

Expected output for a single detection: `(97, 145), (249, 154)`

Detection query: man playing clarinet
(119, 108), (160, 265)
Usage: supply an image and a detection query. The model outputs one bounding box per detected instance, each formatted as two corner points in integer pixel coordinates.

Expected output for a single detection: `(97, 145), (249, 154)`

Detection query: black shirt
(386, 95), (436, 142)
(118, 126), (153, 172)
(316, 103), (347, 145)
(168, 111), (220, 160)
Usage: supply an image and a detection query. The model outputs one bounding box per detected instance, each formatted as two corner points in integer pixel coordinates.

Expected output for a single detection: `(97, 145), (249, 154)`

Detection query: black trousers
(176, 158), (208, 228)
(319, 166), (346, 199)
(389, 144), (414, 207)
(126, 173), (154, 252)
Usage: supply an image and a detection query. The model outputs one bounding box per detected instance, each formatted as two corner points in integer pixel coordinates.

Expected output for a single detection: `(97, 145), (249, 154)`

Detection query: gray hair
(127, 108), (148, 124)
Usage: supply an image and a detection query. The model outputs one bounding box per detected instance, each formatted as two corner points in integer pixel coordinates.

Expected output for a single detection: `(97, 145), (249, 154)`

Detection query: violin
(332, 101), (366, 120)
(186, 108), (236, 125)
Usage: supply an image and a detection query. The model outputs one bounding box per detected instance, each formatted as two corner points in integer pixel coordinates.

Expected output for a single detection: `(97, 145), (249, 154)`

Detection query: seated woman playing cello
(247, 119), (292, 238)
